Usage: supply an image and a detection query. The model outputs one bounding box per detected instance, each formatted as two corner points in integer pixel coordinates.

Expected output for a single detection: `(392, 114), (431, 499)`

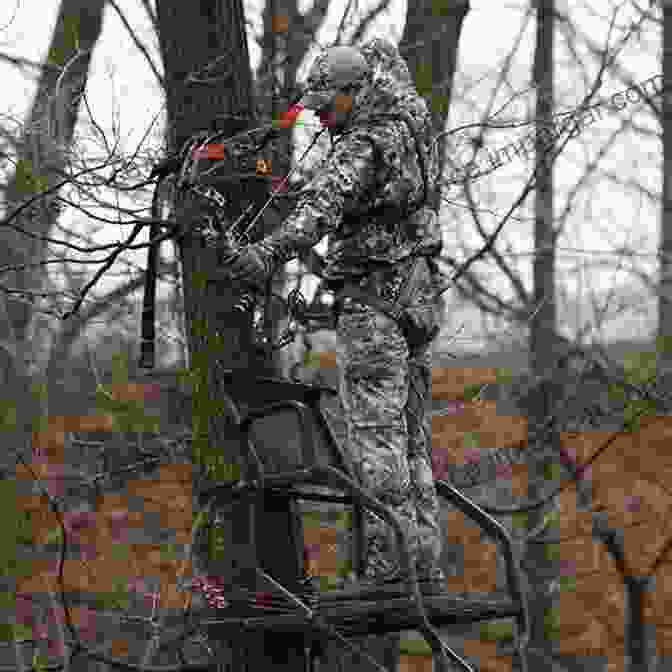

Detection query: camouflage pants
(335, 261), (444, 583)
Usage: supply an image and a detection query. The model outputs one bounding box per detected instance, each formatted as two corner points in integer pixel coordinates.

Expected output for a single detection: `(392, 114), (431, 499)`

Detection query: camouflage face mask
(300, 85), (341, 112)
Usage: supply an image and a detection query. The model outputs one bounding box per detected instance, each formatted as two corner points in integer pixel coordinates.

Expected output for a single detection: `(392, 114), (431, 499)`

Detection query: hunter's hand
(219, 242), (275, 290)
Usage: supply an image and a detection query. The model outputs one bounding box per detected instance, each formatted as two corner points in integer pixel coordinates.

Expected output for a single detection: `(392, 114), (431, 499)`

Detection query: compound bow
(140, 117), (330, 369)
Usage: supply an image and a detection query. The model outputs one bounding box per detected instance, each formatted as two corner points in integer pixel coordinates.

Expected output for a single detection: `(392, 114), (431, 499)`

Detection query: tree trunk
(155, 2), (312, 670)
(0, 0), (106, 475)
(401, 0), (470, 214)
(658, 1), (672, 375)
(526, 0), (561, 666)
(1, 0), (105, 342)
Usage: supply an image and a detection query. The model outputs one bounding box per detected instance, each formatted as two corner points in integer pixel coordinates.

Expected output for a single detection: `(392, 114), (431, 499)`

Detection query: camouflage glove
(218, 242), (276, 291)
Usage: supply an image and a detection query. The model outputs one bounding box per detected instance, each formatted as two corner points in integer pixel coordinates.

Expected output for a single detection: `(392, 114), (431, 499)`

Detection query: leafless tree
(0, 0), (106, 444)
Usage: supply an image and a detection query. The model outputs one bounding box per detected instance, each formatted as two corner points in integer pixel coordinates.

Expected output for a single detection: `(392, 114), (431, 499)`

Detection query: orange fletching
(193, 144), (226, 161)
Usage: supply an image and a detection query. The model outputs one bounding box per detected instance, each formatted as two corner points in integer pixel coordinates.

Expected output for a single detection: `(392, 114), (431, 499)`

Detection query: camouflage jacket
(261, 38), (444, 284)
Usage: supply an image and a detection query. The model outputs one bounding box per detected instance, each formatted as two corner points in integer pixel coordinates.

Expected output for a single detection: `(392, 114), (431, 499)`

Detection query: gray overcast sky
(0, 0), (663, 352)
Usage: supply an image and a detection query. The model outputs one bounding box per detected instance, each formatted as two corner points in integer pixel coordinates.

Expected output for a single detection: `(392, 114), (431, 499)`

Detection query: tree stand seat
(194, 371), (530, 672)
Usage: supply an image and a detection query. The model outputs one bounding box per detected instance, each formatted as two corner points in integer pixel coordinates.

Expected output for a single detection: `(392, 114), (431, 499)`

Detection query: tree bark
(1, 0), (106, 346)
(525, 0), (561, 666)
(0, 0), (106, 480)
(155, 2), (310, 670)
(658, 1), (672, 375)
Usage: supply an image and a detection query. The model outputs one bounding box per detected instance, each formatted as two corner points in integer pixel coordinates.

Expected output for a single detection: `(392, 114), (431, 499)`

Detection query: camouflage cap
(300, 46), (371, 110)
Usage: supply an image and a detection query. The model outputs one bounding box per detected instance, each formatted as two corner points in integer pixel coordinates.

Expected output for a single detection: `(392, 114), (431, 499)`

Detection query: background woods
(12, 345), (672, 671)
